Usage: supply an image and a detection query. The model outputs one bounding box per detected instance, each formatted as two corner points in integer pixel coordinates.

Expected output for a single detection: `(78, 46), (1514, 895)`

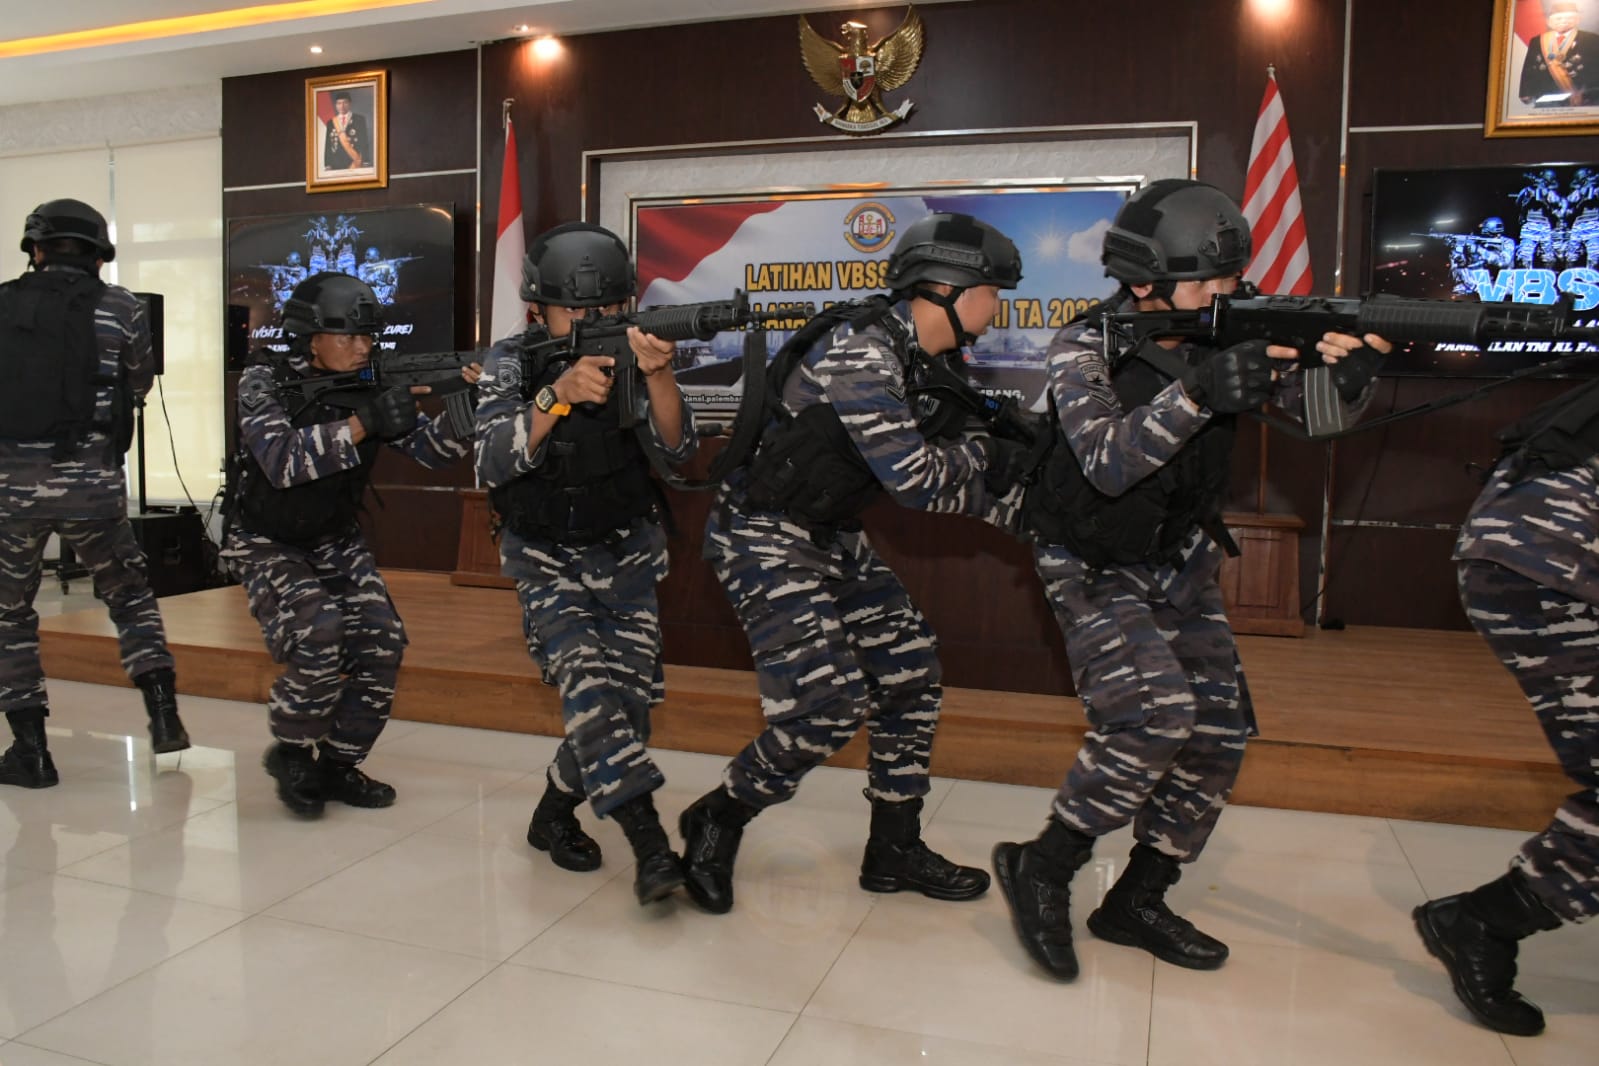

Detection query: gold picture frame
(1487, 0), (1599, 137)
(305, 69), (388, 192)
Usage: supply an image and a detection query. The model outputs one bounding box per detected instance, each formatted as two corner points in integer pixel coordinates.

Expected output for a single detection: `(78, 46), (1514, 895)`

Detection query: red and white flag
(489, 117), (528, 341)
(1242, 71), (1313, 295)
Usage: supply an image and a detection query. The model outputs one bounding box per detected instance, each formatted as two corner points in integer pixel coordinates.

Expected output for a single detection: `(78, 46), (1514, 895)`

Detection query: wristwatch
(534, 385), (571, 417)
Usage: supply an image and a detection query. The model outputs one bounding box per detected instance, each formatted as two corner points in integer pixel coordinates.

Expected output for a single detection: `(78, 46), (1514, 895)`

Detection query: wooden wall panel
(214, 0), (1595, 672)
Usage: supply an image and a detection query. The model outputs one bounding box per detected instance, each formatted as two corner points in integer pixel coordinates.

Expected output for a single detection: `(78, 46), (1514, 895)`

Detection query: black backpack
(0, 269), (112, 455)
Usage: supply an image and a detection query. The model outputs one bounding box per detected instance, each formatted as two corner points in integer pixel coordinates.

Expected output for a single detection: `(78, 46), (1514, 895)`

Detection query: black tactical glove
(1181, 339), (1276, 415)
(1328, 346), (1381, 403)
(355, 387), (419, 441)
(975, 436), (1030, 496)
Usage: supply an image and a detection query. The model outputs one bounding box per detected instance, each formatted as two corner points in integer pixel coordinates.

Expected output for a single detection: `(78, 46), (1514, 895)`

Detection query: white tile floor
(0, 678), (1595, 1066)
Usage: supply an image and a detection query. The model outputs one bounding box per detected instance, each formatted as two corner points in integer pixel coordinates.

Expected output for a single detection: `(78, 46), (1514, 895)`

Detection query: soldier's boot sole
(858, 870), (990, 901)
(1086, 907), (1228, 971)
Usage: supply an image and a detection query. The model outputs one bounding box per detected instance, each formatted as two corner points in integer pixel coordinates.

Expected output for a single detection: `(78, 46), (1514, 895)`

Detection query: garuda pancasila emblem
(799, 6), (925, 135)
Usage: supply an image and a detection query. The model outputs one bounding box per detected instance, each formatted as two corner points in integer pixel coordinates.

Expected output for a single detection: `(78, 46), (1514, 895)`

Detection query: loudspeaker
(129, 509), (207, 598)
(225, 303), (250, 369)
(133, 291), (164, 375)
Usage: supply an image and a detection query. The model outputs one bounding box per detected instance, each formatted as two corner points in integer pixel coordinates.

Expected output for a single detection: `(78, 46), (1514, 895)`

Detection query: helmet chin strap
(912, 284), (976, 352)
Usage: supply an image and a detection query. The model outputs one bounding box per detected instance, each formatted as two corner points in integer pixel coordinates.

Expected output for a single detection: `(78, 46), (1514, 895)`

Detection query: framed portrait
(1487, 0), (1599, 136)
(305, 69), (388, 192)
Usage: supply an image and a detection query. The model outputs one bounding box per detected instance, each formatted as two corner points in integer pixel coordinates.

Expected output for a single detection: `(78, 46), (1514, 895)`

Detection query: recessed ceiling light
(514, 24), (530, 33)
(309, 44), (323, 53)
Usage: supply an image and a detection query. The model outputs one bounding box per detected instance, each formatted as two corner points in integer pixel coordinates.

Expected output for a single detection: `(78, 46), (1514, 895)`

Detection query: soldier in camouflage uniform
(475, 222), (692, 906)
(1412, 387), (1599, 1037)
(678, 213), (1030, 915)
(994, 180), (1388, 981)
(0, 200), (189, 789)
(224, 272), (476, 817)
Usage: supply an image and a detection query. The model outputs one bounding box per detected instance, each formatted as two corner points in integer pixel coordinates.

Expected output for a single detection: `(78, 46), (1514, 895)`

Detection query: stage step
(37, 572), (1568, 832)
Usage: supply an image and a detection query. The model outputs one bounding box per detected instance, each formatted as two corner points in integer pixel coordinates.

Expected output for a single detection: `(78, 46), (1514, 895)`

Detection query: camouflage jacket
(708, 303), (1019, 573)
(0, 266), (152, 520)
(472, 332), (696, 490)
(235, 353), (470, 489)
(1455, 458), (1599, 608)
(1040, 299), (1371, 606)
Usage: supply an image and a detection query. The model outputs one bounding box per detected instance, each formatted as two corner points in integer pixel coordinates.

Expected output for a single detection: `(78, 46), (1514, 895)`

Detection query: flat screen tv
(226, 202), (456, 365)
(1369, 164), (1599, 376)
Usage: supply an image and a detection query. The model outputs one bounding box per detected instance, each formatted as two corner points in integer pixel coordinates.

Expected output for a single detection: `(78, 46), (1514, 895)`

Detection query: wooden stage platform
(38, 571), (1569, 832)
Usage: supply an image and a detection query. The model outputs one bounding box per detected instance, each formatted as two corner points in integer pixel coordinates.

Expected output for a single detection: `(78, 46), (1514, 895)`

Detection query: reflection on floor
(0, 680), (1593, 1066)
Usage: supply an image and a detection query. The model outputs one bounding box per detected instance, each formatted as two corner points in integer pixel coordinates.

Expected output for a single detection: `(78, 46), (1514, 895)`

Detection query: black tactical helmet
(1102, 180), (1251, 285)
(884, 212), (1023, 293)
(280, 272), (382, 337)
(520, 221), (635, 307)
(21, 198), (116, 261)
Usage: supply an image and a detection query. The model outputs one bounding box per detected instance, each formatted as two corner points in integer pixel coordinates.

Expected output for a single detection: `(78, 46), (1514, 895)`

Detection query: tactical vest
(742, 303), (917, 540)
(0, 268), (115, 456)
(1025, 343), (1236, 567)
(490, 345), (658, 544)
(231, 369), (381, 547)
(1496, 376), (1599, 479)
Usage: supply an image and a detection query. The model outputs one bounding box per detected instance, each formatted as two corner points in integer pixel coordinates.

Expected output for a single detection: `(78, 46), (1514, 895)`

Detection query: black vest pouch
(745, 404), (882, 543)
(1497, 377), (1599, 480)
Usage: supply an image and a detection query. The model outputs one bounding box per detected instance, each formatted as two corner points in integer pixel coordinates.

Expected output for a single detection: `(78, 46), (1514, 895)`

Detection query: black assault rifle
(1098, 290), (1599, 370)
(1098, 289), (1599, 438)
(904, 350), (1047, 448)
(274, 349), (480, 437)
(521, 290), (811, 429)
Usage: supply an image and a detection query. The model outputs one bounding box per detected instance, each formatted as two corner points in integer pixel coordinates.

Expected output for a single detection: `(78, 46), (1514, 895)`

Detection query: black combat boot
(134, 668), (190, 754)
(992, 818), (1095, 980)
(678, 787), (759, 914)
(1087, 844), (1229, 969)
(0, 707), (59, 789)
(860, 795), (990, 900)
(527, 783), (602, 872)
(317, 753), (397, 808)
(262, 742), (324, 816)
(1413, 869), (1563, 1036)
(610, 793), (684, 905)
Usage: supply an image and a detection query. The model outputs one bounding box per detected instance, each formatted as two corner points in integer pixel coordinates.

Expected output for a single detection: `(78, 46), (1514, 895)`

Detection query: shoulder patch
(1074, 350), (1119, 408)
(496, 352), (522, 393)
(239, 373), (272, 412)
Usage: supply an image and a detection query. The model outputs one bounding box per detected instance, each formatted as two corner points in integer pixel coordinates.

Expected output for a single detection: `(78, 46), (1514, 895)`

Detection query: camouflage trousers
(503, 524), (667, 818)
(0, 517), (173, 713)
(710, 534), (941, 810)
(222, 527), (406, 763)
(1461, 559), (1599, 924)
(1036, 546), (1248, 862)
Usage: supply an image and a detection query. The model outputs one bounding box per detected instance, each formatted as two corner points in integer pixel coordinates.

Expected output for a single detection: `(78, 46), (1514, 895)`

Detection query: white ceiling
(0, 0), (922, 106)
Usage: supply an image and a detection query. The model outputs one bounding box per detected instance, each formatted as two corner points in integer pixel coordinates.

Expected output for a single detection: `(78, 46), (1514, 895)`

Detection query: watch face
(536, 386), (556, 412)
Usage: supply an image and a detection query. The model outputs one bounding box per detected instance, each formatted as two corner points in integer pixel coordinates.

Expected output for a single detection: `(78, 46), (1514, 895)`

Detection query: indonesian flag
(489, 118), (528, 341)
(1242, 71), (1313, 295)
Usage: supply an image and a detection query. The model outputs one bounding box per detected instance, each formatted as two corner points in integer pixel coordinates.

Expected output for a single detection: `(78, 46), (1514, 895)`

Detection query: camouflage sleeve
(236, 364), (363, 488)
(473, 338), (545, 488)
(816, 330), (994, 516)
(642, 388), (698, 465)
(1049, 334), (1210, 497)
(389, 410), (471, 468)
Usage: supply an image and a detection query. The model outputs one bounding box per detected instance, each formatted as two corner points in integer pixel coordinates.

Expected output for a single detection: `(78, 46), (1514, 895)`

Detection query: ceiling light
(0, 0), (431, 59)
(514, 24), (531, 34)
(309, 44), (323, 54)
